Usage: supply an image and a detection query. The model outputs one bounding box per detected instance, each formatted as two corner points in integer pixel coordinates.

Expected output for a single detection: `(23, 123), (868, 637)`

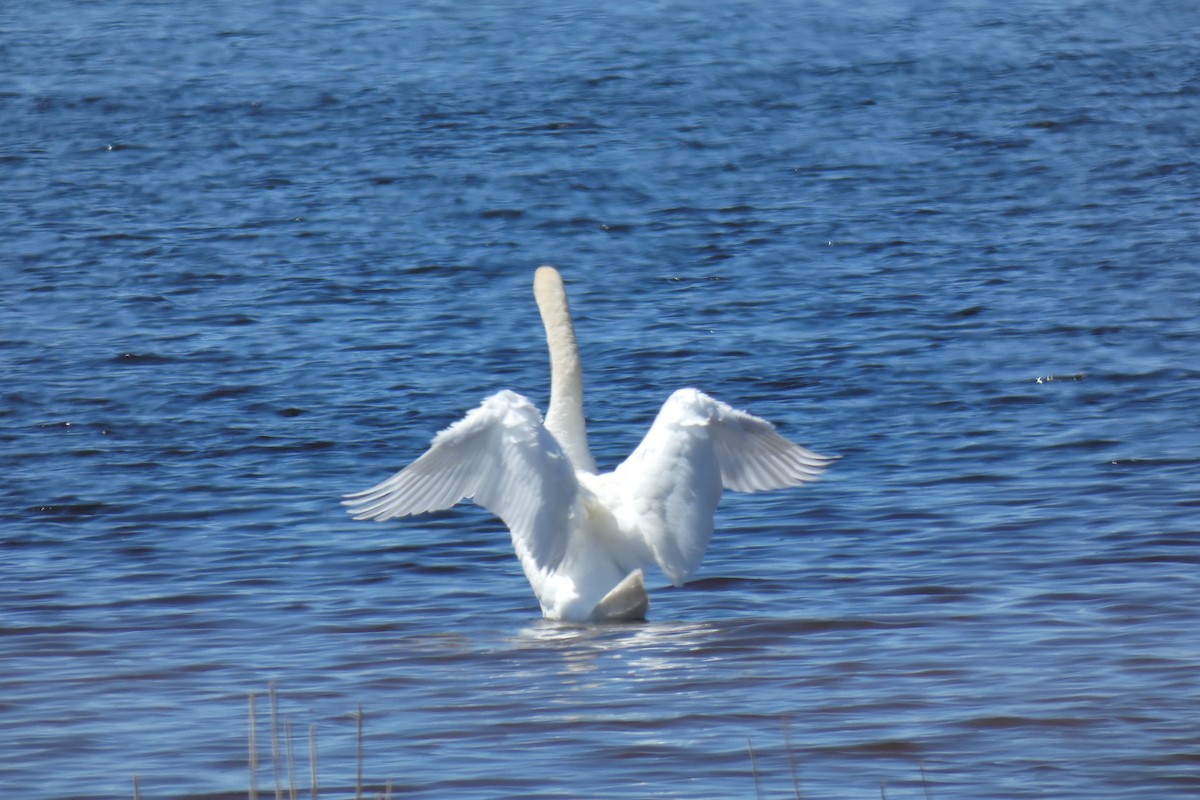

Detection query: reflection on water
(514, 618), (721, 676)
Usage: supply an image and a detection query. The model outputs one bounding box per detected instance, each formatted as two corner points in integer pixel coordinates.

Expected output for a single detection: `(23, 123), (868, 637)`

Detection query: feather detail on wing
(613, 388), (833, 586)
(706, 397), (833, 493)
(342, 390), (578, 573)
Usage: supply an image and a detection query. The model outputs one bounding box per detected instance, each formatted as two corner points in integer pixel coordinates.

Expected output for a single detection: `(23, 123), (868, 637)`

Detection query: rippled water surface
(3, 1), (1200, 798)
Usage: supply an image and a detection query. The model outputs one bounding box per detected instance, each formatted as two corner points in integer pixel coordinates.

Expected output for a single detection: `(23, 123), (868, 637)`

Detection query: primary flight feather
(344, 266), (832, 622)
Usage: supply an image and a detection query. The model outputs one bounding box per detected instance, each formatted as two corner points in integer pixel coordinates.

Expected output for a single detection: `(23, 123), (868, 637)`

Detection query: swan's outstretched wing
(343, 390), (578, 572)
(613, 388), (833, 586)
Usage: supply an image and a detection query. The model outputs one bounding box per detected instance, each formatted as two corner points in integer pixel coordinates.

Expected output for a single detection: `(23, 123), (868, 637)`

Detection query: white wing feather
(343, 390), (578, 573)
(613, 388), (832, 585)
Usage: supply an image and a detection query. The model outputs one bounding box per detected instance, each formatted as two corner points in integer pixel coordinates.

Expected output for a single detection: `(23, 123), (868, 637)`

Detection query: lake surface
(2, 1), (1199, 798)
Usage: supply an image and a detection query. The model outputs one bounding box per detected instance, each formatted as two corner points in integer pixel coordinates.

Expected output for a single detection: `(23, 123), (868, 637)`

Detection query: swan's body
(345, 267), (832, 622)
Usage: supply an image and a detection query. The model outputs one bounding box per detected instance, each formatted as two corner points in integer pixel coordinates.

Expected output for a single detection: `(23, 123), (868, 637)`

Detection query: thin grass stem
(747, 737), (762, 800)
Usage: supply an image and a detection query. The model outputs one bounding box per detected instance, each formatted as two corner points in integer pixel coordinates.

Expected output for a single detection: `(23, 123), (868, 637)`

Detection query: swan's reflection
(511, 616), (723, 676)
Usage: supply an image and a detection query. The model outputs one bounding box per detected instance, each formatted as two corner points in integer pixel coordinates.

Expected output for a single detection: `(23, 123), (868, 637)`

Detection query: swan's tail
(590, 568), (649, 622)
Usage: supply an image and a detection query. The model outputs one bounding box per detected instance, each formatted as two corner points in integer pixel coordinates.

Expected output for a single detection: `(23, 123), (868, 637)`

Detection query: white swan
(344, 266), (832, 623)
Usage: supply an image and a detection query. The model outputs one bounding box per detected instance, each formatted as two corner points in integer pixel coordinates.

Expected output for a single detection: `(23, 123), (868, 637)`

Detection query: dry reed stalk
(270, 681), (282, 800)
(248, 693), (259, 800)
(354, 705), (364, 800)
(286, 720), (297, 800)
(309, 724), (319, 800)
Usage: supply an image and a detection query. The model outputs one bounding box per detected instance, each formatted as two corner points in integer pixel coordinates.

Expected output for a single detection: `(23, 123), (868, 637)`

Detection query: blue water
(3, 1), (1200, 798)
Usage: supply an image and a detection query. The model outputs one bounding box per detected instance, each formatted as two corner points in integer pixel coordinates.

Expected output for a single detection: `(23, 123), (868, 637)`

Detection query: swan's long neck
(533, 266), (597, 474)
